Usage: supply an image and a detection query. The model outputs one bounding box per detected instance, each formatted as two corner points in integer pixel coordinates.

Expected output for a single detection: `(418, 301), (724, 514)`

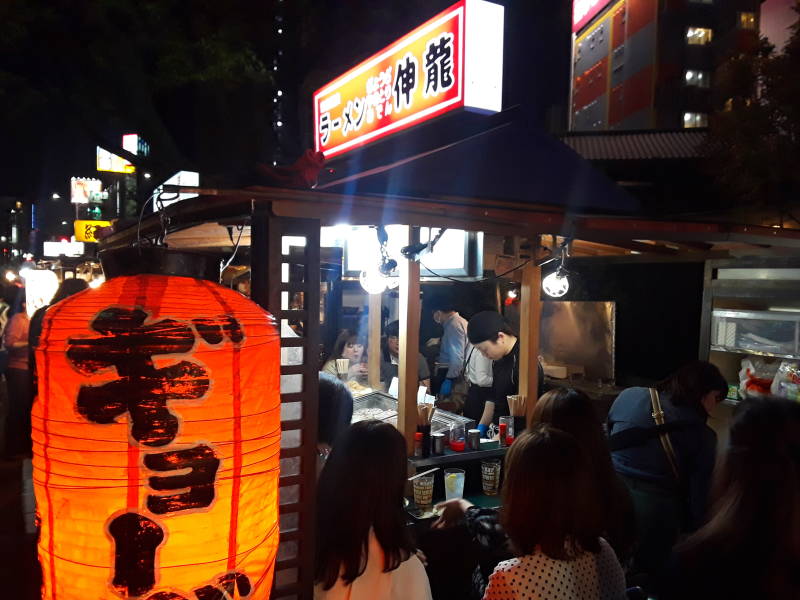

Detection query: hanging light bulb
(360, 267), (388, 294)
(542, 269), (569, 298)
(359, 227), (400, 294)
(542, 244), (570, 298)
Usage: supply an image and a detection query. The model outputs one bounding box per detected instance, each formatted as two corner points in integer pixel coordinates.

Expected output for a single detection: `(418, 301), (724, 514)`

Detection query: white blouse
(314, 530), (432, 600)
(483, 538), (626, 600)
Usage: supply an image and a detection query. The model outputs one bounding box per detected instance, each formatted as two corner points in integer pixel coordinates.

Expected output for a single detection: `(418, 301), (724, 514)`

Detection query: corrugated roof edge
(559, 129), (707, 161)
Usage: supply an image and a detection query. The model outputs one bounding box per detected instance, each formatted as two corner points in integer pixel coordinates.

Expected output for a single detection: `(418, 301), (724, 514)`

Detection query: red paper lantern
(32, 252), (281, 599)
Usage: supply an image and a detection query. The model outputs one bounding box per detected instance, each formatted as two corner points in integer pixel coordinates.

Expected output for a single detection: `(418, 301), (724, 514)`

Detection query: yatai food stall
(77, 2), (800, 598)
(90, 183), (800, 599)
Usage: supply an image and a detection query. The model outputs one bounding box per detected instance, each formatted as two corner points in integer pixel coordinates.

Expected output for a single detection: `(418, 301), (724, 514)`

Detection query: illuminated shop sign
(43, 240), (85, 258)
(313, 0), (504, 159)
(573, 0), (612, 33)
(96, 147), (135, 174)
(74, 220), (112, 243)
(122, 133), (150, 157)
(70, 177), (102, 205)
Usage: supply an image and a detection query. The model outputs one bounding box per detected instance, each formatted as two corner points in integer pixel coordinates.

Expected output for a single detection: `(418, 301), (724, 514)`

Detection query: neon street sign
(313, 0), (504, 159)
(573, 0), (612, 33)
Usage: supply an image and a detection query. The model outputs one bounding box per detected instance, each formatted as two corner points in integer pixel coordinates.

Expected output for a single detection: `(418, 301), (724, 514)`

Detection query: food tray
(351, 391), (475, 432)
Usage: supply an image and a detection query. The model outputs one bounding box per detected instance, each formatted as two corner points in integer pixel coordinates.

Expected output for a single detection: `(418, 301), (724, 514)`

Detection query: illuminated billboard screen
(70, 178), (102, 205)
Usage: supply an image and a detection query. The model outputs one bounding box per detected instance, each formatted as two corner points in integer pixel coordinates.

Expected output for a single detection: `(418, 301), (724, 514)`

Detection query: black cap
(468, 311), (507, 344)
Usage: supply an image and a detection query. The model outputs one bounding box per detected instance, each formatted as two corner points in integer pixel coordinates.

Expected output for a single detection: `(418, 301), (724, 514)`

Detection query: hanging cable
(219, 219), (250, 283)
(135, 190), (179, 248)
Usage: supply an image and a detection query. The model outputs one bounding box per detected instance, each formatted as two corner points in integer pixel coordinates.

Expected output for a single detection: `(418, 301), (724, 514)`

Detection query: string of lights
(272, 0), (285, 166)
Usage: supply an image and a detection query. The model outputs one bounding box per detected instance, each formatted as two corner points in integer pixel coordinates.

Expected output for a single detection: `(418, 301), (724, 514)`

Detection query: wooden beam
(368, 291), (382, 389)
(589, 239), (680, 255)
(398, 227), (421, 454)
(102, 184), (800, 253)
(518, 257), (542, 428)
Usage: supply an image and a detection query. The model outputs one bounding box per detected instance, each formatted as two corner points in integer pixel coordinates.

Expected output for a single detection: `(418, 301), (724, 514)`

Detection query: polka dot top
(482, 538), (626, 600)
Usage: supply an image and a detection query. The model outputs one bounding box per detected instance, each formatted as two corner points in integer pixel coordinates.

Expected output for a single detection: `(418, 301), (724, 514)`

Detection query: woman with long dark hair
(434, 388), (635, 598)
(315, 420), (432, 599)
(320, 329), (368, 384)
(607, 360), (727, 591)
(484, 424), (626, 599)
(532, 388), (636, 561)
(662, 398), (800, 599)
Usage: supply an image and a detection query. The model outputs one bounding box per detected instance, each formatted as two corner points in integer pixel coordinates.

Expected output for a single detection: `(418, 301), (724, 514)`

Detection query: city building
(570, 0), (764, 131)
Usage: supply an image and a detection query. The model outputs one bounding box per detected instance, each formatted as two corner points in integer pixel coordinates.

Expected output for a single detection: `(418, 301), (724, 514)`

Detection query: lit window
(685, 70), (710, 88)
(739, 12), (756, 30)
(687, 27), (713, 45)
(683, 112), (708, 128)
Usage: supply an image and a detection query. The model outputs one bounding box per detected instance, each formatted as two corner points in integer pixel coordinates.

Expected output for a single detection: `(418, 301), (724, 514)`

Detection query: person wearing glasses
(380, 320), (430, 392)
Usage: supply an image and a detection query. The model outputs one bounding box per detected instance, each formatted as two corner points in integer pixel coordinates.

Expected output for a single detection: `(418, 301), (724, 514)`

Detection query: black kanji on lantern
(194, 572), (253, 600)
(192, 316), (244, 345)
(144, 572), (252, 600)
(108, 512), (165, 597)
(145, 444), (220, 514)
(393, 54), (418, 112)
(424, 33), (454, 97)
(67, 308), (211, 447)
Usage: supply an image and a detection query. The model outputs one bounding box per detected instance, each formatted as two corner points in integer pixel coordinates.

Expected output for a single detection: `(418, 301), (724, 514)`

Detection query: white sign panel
(154, 171), (200, 210)
(43, 240), (86, 258)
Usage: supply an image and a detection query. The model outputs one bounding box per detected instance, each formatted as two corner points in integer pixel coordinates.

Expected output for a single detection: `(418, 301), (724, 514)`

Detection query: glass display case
(711, 309), (800, 359)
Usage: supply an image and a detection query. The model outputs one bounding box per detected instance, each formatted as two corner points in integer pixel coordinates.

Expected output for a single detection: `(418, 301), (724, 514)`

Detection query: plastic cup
(481, 459), (501, 496)
(335, 358), (350, 380)
(444, 468), (465, 501)
(412, 474), (435, 508)
(499, 416), (514, 447)
(449, 423), (466, 451)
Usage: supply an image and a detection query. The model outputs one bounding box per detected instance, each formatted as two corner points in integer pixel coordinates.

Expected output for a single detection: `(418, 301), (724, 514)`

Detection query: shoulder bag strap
(649, 388), (682, 482)
(464, 346), (474, 373)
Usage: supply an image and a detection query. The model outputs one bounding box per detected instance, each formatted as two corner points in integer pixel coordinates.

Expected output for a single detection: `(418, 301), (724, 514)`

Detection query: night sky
(0, 1), (570, 216)
(761, 0), (798, 49)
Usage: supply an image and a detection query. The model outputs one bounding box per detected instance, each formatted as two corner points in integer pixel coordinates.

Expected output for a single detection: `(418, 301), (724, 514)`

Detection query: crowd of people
(3, 283), (798, 598)
(313, 304), (800, 600)
(321, 300), (544, 440)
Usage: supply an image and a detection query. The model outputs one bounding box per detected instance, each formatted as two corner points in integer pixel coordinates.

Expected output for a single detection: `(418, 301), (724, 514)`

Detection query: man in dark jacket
(467, 311), (544, 434)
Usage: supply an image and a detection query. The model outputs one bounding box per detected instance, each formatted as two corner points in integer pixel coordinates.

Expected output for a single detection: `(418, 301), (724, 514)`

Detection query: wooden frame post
(251, 209), (320, 600)
(519, 259), (542, 427)
(368, 291), (383, 389)
(398, 227), (421, 454)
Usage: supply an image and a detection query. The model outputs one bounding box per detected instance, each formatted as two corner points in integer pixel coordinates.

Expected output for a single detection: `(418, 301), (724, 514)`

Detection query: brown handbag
(649, 388), (681, 482)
